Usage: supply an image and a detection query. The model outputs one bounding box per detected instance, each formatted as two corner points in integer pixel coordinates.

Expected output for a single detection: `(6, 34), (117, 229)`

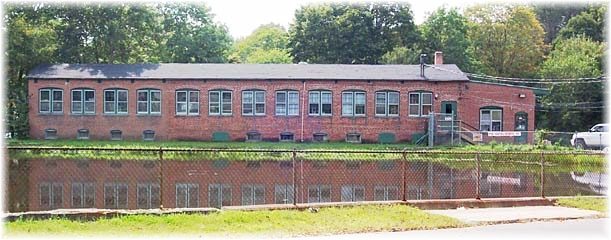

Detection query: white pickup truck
(570, 123), (609, 149)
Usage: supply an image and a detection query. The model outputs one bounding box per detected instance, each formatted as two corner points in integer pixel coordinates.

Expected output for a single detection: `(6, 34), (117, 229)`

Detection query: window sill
(242, 114), (267, 117)
(70, 113), (96, 116)
(308, 114), (333, 117)
(103, 113), (129, 116)
(374, 115), (400, 119)
(175, 114), (201, 117)
(275, 115), (300, 117)
(340, 115), (367, 118)
(136, 114), (162, 117)
(209, 114), (233, 117)
(38, 113), (64, 116)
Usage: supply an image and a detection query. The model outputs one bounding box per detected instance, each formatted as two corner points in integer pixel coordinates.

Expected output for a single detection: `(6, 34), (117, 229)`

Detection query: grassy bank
(556, 197), (607, 213)
(5, 205), (465, 237)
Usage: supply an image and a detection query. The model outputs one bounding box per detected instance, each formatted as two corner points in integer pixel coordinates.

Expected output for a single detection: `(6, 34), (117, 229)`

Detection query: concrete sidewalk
(425, 205), (604, 225)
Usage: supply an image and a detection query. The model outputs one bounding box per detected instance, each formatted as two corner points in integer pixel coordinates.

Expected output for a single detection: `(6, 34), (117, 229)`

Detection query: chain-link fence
(6, 147), (606, 212)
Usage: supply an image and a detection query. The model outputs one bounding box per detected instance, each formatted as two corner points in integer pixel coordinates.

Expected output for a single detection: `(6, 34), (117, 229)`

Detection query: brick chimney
(434, 51), (443, 65)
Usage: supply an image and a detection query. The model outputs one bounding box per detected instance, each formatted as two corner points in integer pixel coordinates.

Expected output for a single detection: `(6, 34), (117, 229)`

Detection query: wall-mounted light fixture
(519, 93), (526, 98)
(434, 93), (439, 99)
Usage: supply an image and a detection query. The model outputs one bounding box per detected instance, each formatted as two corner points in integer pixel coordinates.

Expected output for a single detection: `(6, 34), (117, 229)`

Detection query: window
(345, 132), (361, 143)
(209, 184), (232, 208)
(279, 132), (294, 142)
(110, 130), (122, 141)
(374, 185), (399, 201)
(242, 90), (265, 116)
(104, 89), (128, 114)
(312, 132), (328, 142)
(342, 91), (366, 116)
(176, 90), (199, 116)
(480, 108), (502, 131)
(45, 128), (58, 140)
(246, 131), (261, 142)
(104, 183), (128, 209)
(137, 183), (160, 209)
(209, 90), (232, 116)
(309, 91), (332, 116)
(72, 182), (95, 208)
(308, 184), (331, 203)
(274, 184), (295, 204)
(375, 91), (399, 116)
(176, 183), (199, 208)
(241, 184), (265, 206)
(142, 130), (155, 141)
(137, 89), (161, 115)
(275, 90), (299, 116)
(408, 185), (427, 200)
(77, 129), (89, 140)
(341, 185), (365, 202)
(409, 92), (433, 117)
(40, 182), (63, 209)
(71, 89), (95, 114)
(39, 88), (63, 114)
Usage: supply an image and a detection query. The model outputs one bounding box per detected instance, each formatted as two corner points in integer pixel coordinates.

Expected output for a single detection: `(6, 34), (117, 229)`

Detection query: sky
(202, 0), (603, 39)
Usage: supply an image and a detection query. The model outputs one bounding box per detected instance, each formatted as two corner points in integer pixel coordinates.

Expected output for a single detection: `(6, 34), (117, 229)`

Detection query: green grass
(556, 197), (607, 213)
(5, 205), (465, 237)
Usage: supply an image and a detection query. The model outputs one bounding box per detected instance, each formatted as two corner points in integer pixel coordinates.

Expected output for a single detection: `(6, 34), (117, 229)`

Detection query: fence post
(159, 147), (164, 209)
(292, 149), (297, 206)
(540, 152), (545, 198)
(475, 152), (481, 200)
(401, 151), (407, 202)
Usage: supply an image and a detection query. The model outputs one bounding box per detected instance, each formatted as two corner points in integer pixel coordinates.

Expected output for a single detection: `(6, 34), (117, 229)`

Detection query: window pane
(209, 92), (220, 103)
(309, 92), (319, 104)
(389, 105), (399, 115)
(376, 104), (386, 115)
(137, 185), (150, 209)
(105, 102), (115, 113)
(221, 185), (232, 206)
(177, 91), (187, 102)
(254, 185), (265, 204)
(176, 185), (187, 208)
(105, 91), (115, 101)
(53, 90), (63, 101)
(492, 122), (502, 131)
(255, 103), (265, 114)
(222, 103), (232, 114)
(222, 92), (232, 102)
(151, 102), (161, 113)
(342, 93), (353, 115)
(52, 184), (63, 208)
(355, 92), (365, 104)
(409, 93), (419, 104)
(188, 185), (199, 208)
(151, 91), (161, 101)
(243, 91), (253, 104)
(189, 103), (199, 114)
(72, 183), (83, 207)
(138, 102), (148, 113)
(189, 91), (199, 102)
(210, 105), (220, 114)
(40, 90), (50, 101)
(320, 185), (331, 202)
(276, 92), (286, 103)
(309, 103), (319, 115)
(409, 105), (419, 116)
(52, 102), (63, 112)
(72, 102), (82, 113)
(255, 91), (265, 103)
(354, 187), (364, 201)
(117, 102), (128, 113)
(341, 186), (353, 202)
(177, 103), (187, 114)
(138, 91), (148, 101)
(85, 90), (95, 101)
(40, 102), (50, 112)
(208, 185), (220, 208)
(422, 93), (432, 104)
(481, 111), (491, 121)
(321, 92), (332, 104)
(276, 104), (286, 115)
(374, 187), (385, 201)
(243, 102), (253, 115)
(84, 183), (95, 208)
(117, 91), (128, 101)
(150, 185), (160, 208)
(72, 90), (82, 101)
(104, 185), (115, 208)
(491, 110), (502, 121)
(40, 184), (50, 207)
(388, 92), (399, 104)
(242, 185), (253, 205)
(422, 105), (431, 116)
(308, 186), (320, 203)
(117, 185), (128, 208)
(322, 104), (332, 115)
(85, 102), (95, 113)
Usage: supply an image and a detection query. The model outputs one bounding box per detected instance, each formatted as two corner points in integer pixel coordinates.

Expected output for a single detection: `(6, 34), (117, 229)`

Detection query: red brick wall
(28, 79), (535, 143)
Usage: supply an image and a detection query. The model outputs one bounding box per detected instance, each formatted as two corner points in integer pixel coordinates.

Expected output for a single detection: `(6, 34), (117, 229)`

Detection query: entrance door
(515, 112), (528, 144)
(440, 101), (457, 119)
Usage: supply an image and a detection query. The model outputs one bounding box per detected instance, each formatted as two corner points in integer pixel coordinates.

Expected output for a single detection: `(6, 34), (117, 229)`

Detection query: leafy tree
(556, 5), (606, 43)
(466, 5), (546, 77)
(230, 24), (292, 63)
(538, 37), (605, 131)
(288, 3), (419, 64)
(379, 46), (420, 64)
(420, 7), (473, 70)
(534, 4), (587, 44)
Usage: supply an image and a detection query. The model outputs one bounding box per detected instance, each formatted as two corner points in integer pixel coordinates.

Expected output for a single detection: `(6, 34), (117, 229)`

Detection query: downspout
(301, 80), (306, 142)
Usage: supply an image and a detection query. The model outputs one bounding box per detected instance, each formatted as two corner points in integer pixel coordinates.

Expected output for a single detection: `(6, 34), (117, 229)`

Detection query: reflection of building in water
(570, 172), (607, 195)
(14, 159), (539, 211)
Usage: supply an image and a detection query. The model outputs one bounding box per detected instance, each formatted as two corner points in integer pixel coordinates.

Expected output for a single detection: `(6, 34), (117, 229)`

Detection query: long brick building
(27, 54), (536, 143)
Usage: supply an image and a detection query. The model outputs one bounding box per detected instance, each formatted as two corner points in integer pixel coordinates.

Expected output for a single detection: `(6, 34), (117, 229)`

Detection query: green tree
(466, 5), (546, 77)
(534, 4), (587, 44)
(420, 7), (473, 70)
(379, 46), (420, 64)
(538, 37), (605, 131)
(230, 24), (292, 63)
(556, 5), (606, 43)
(288, 3), (419, 64)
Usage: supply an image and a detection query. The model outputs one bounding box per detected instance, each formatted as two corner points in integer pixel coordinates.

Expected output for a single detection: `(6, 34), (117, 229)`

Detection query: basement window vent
(279, 132), (294, 142)
(44, 129), (58, 140)
(312, 133), (328, 142)
(246, 131), (262, 142)
(77, 129), (89, 140)
(110, 130), (122, 141)
(345, 132), (361, 143)
(143, 130), (155, 141)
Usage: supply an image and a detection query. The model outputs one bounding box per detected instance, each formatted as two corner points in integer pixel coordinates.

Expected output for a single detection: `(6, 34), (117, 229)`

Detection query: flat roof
(27, 63), (470, 81)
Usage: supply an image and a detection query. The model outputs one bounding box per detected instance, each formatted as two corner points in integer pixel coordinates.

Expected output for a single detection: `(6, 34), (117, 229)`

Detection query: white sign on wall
(487, 131), (522, 137)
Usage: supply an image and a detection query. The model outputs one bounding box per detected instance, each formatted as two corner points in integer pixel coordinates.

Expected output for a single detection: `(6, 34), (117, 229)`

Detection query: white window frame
(71, 182), (95, 208)
(209, 183), (232, 208)
(40, 182), (63, 209)
(176, 183), (199, 208)
(137, 89), (161, 115)
(71, 89), (95, 115)
(309, 90), (332, 116)
(409, 92), (433, 117)
(39, 88), (64, 114)
(274, 184), (295, 204)
(103, 182), (128, 209)
(342, 91), (366, 116)
(307, 184), (331, 203)
(375, 91), (399, 117)
(176, 90), (200, 116)
(209, 90), (232, 116)
(241, 184), (265, 206)
(242, 90), (266, 116)
(340, 185), (365, 202)
(480, 108), (503, 131)
(373, 185), (399, 201)
(104, 89), (128, 115)
(275, 90), (299, 116)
